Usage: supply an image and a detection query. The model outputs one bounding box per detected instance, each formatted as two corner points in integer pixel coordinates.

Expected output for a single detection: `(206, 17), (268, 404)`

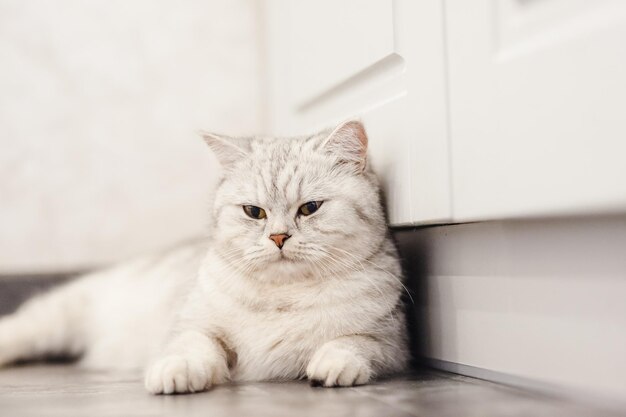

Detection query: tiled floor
(0, 365), (620, 417)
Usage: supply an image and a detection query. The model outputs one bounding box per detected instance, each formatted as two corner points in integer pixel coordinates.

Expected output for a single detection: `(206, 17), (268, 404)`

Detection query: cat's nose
(269, 233), (291, 249)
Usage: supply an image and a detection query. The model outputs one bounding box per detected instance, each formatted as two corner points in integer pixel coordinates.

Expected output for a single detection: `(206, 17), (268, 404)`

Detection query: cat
(0, 120), (409, 394)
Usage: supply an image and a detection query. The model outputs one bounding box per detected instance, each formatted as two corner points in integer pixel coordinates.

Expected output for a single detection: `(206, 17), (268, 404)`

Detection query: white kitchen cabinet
(445, 0), (626, 221)
(264, 0), (451, 225)
(265, 0), (626, 225)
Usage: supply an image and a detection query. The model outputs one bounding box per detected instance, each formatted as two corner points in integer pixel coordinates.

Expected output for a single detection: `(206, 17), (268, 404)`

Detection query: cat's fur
(0, 121), (409, 394)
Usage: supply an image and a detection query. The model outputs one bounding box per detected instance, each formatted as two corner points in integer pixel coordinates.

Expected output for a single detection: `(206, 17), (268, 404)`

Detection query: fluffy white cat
(0, 121), (409, 394)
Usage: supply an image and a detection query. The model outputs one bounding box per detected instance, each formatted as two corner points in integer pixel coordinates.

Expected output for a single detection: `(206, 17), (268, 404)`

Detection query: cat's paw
(144, 354), (229, 395)
(306, 343), (372, 387)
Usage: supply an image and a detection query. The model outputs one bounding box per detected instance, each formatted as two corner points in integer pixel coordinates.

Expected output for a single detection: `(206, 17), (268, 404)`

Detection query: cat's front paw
(306, 343), (372, 387)
(144, 354), (229, 395)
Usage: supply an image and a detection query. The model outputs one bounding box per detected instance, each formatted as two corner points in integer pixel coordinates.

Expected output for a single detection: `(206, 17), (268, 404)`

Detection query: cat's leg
(0, 281), (88, 367)
(306, 335), (404, 387)
(144, 330), (230, 395)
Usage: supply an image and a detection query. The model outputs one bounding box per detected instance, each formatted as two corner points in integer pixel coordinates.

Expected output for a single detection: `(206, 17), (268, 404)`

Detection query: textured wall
(0, 0), (263, 273)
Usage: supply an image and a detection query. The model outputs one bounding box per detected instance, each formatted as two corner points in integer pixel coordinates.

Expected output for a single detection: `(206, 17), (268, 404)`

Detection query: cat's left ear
(200, 132), (249, 168)
(319, 120), (368, 171)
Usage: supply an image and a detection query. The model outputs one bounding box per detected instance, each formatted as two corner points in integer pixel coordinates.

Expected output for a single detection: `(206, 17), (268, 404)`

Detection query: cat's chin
(277, 251), (298, 263)
(251, 252), (320, 279)
(253, 260), (313, 283)
(265, 249), (299, 264)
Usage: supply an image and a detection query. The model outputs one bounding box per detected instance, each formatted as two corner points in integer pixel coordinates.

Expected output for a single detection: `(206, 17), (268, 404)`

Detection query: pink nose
(269, 233), (290, 249)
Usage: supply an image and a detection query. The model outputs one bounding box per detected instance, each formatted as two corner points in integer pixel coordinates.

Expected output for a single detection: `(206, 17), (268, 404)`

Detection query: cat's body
(0, 242), (205, 370)
(0, 121), (409, 394)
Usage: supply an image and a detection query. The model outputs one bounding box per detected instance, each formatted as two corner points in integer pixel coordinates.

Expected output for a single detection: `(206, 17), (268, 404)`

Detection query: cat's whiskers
(310, 245), (363, 275)
(216, 246), (244, 263)
(329, 246), (414, 304)
(313, 250), (398, 328)
(310, 245), (399, 326)
(219, 246), (267, 275)
(297, 253), (330, 283)
(217, 248), (262, 281)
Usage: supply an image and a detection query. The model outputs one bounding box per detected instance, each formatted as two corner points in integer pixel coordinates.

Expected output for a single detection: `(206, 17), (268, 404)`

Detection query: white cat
(0, 120), (409, 394)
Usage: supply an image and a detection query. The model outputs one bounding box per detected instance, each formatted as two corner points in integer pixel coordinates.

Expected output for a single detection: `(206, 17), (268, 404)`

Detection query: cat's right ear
(200, 132), (249, 168)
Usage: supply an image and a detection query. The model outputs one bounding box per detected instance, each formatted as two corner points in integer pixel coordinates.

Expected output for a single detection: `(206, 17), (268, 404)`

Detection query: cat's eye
(298, 201), (323, 216)
(243, 205), (266, 219)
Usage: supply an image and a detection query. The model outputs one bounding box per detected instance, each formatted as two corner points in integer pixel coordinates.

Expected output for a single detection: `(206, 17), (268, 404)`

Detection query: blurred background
(1, 0), (626, 411)
(0, 0), (262, 272)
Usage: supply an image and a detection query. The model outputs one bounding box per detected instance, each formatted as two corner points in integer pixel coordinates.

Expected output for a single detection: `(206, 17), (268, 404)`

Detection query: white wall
(396, 215), (626, 402)
(0, 0), (263, 273)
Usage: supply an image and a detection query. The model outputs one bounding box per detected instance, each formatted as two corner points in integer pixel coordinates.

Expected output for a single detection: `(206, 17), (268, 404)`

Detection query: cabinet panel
(286, 0), (395, 107)
(446, 0), (626, 220)
(265, 0), (451, 225)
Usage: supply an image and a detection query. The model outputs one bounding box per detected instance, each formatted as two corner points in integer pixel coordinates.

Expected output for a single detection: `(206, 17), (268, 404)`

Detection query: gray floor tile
(0, 365), (621, 417)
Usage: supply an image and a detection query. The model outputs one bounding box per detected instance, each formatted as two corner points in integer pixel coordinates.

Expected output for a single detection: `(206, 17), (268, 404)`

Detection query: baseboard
(425, 358), (626, 413)
(393, 214), (626, 403)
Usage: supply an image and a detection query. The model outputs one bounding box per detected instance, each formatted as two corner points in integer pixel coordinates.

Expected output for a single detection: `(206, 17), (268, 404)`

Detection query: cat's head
(203, 120), (387, 282)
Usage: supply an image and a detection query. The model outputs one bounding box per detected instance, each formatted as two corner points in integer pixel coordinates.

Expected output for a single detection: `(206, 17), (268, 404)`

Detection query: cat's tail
(0, 277), (91, 367)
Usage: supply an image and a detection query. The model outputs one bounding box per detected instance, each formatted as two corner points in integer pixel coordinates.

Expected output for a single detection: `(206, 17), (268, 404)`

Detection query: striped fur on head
(202, 120), (387, 283)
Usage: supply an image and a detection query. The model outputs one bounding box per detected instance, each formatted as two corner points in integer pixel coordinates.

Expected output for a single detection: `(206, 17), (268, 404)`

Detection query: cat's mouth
(278, 252), (294, 262)
(275, 250), (300, 264)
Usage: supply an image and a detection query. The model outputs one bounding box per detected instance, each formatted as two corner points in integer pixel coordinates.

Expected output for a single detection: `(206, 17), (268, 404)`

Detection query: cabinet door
(446, 0), (626, 220)
(265, 0), (450, 225)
